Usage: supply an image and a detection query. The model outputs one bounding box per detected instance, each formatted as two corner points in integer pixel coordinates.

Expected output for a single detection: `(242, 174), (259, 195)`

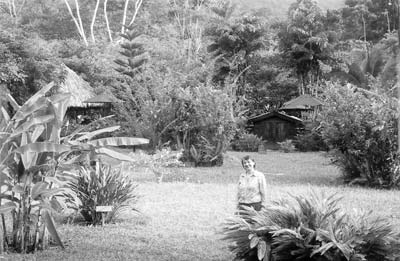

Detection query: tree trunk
(361, 12), (366, 42)
(104, 0), (113, 42)
(121, 0), (130, 34)
(127, 0), (143, 27)
(11, 0), (16, 17)
(90, 0), (101, 43)
(63, 0), (88, 46)
(74, 0), (88, 45)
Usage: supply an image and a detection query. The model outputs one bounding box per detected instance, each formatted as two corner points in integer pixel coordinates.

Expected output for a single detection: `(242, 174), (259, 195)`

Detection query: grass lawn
(7, 151), (400, 261)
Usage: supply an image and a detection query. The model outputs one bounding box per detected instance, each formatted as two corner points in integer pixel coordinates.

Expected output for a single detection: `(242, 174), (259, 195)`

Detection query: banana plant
(0, 81), (149, 253)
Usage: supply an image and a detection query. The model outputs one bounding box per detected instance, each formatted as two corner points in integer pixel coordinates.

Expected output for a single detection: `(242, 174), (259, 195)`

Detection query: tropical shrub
(294, 130), (328, 152)
(318, 83), (398, 188)
(123, 148), (184, 182)
(111, 25), (238, 166)
(222, 190), (400, 261)
(231, 133), (263, 152)
(70, 164), (139, 225)
(277, 139), (295, 153)
(0, 83), (75, 253)
(0, 82), (148, 253)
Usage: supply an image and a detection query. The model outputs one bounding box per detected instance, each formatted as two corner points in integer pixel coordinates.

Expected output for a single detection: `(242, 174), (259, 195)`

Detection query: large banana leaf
(38, 188), (65, 199)
(87, 137), (149, 147)
(11, 115), (55, 139)
(15, 143), (71, 154)
(20, 133), (38, 170)
(75, 126), (121, 141)
(12, 97), (50, 123)
(32, 182), (49, 200)
(13, 82), (54, 122)
(0, 202), (17, 214)
(49, 93), (71, 125)
(30, 125), (45, 143)
(6, 93), (20, 111)
(0, 194), (19, 203)
(95, 147), (136, 162)
(0, 106), (10, 123)
(42, 210), (64, 249)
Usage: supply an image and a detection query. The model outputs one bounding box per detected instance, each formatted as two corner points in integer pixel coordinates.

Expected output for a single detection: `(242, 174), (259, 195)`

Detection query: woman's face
(242, 159), (255, 171)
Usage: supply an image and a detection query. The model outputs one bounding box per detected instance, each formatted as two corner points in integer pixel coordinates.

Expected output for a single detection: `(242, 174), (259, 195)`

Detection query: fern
(222, 190), (400, 261)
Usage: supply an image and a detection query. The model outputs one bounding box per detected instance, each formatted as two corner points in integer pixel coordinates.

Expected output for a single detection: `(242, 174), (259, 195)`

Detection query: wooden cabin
(57, 66), (118, 124)
(82, 93), (119, 118)
(247, 111), (303, 142)
(279, 94), (323, 121)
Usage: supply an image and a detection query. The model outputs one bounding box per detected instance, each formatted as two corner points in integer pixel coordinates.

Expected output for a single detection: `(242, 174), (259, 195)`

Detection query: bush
(277, 139), (295, 152)
(318, 83), (399, 188)
(222, 190), (400, 261)
(294, 128), (329, 152)
(232, 133), (263, 152)
(124, 147), (185, 182)
(70, 163), (139, 225)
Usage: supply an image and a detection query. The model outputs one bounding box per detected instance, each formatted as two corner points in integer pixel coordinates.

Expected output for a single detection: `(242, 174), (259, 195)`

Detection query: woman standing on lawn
(237, 155), (267, 211)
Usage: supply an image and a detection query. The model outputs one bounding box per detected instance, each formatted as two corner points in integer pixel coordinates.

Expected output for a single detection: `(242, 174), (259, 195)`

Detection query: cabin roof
(58, 65), (95, 108)
(83, 93), (120, 104)
(248, 111), (303, 124)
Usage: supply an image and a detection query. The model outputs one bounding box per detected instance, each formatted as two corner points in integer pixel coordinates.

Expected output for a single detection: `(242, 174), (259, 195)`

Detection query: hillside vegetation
(235, 0), (345, 17)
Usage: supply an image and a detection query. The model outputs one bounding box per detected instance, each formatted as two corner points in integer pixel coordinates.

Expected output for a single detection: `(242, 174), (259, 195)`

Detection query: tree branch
(127, 0), (143, 27)
(104, 0), (113, 42)
(121, 0), (130, 34)
(63, 0), (88, 46)
(90, 0), (100, 43)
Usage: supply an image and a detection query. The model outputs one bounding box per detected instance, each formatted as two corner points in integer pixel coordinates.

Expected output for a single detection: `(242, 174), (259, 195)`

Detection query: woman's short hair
(241, 155), (256, 168)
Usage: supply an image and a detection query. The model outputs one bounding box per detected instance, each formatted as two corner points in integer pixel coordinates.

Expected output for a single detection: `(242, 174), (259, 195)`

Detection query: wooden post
(95, 206), (113, 226)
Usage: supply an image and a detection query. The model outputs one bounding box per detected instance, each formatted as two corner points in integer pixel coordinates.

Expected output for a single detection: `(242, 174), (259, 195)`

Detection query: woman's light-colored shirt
(237, 170), (267, 204)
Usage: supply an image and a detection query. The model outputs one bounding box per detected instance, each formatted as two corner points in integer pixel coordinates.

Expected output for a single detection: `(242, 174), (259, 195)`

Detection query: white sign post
(95, 206), (113, 226)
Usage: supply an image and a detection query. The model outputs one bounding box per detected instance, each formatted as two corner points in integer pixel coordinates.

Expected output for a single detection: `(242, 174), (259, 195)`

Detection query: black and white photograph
(0, 0), (400, 260)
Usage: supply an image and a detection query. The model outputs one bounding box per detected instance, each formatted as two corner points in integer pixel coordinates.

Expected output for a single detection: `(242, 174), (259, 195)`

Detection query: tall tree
(342, 0), (396, 43)
(277, 0), (341, 95)
(207, 13), (265, 96)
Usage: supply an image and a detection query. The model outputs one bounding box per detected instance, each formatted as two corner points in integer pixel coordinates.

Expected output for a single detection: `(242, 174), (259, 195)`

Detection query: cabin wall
(251, 117), (300, 142)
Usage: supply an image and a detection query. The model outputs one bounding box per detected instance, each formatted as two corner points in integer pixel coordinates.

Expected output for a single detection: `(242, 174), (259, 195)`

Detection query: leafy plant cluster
(294, 127), (328, 152)
(231, 133), (263, 152)
(277, 139), (295, 153)
(0, 82), (148, 253)
(318, 82), (398, 188)
(69, 163), (139, 225)
(124, 148), (185, 182)
(222, 190), (400, 261)
(113, 28), (237, 166)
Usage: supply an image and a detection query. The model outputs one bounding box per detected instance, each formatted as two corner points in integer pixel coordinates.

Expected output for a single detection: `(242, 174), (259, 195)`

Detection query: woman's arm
(259, 173), (267, 204)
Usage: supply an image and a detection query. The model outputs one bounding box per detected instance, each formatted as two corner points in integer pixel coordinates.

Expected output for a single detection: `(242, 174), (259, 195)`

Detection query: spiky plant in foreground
(222, 190), (400, 261)
(70, 163), (139, 225)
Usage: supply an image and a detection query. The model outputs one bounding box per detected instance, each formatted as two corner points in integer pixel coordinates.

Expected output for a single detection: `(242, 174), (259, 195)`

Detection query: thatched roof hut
(58, 66), (95, 108)
(83, 93), (120, 105)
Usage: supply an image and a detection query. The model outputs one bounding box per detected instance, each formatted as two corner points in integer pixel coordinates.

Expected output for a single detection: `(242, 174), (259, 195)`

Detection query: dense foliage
(222, 190), (400, 260)
(0, 82), (148, 253)
(231, 133), (263, 152)
(70, 164), (139, 225)
(319, 83), (399, 188)
(1, 0), (399, 173)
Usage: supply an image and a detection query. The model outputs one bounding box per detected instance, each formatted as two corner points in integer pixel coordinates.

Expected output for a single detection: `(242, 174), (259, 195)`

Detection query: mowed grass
(8, 151), (400, 261)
